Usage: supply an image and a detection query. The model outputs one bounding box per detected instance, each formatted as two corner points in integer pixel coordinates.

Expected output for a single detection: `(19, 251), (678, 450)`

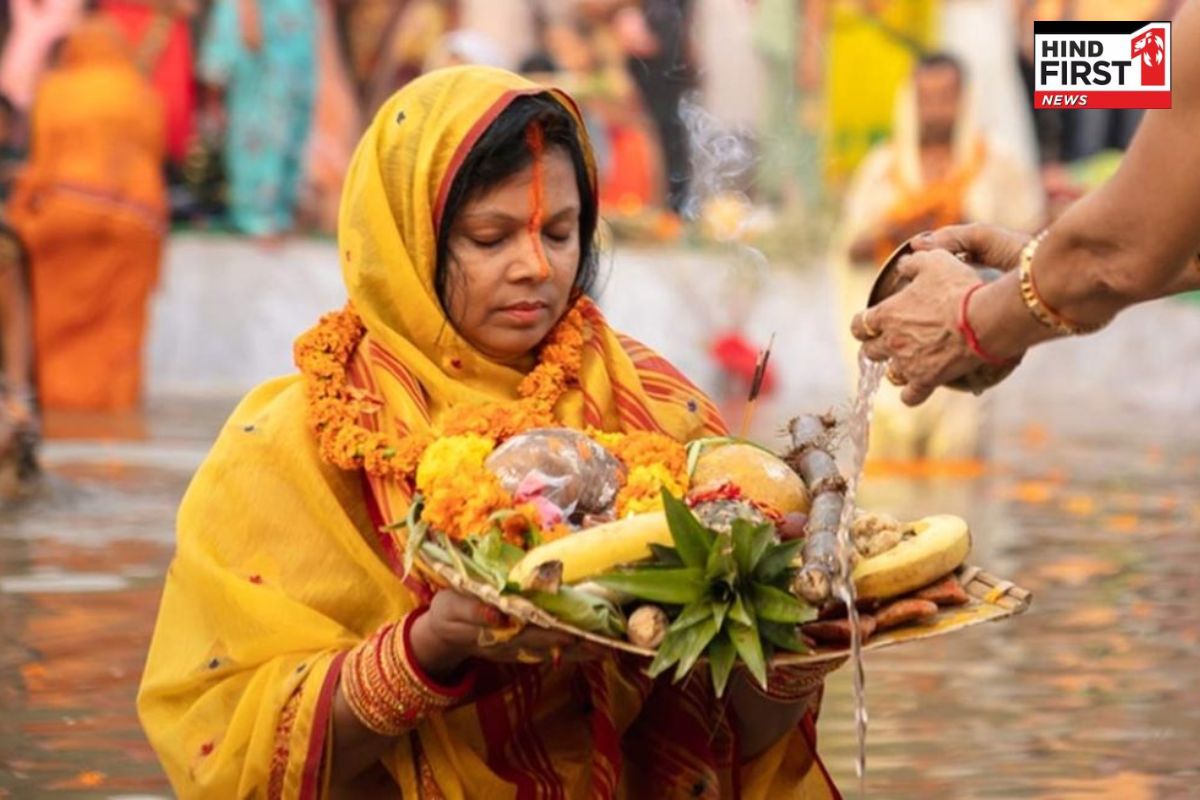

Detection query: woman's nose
(508, 228), (552, 283)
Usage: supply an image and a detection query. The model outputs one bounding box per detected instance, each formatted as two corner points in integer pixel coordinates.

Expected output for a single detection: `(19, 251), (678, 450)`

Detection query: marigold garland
(296, 301), (688, 544)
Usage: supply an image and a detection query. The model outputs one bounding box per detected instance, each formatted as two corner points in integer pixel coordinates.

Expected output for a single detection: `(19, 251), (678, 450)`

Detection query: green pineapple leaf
(710, 598), (731, 631)
(729, 592), (754, 628)
(731, 518), (776, 576)
(661, 489), (716, 568)
(754, 539), (804, 584)
(707, 630), (738, 698)
(751, 583), (818, 624)
(673, 617), (722, 682)
(592, 566), (707, 605)
(728, 620), (768, 689)
(759, 620), (813, 654)
(705, 533), (737, 583)
(647, 626), (694, 679)
(648, 543), (685, 567)
(669, 599), (716, 633)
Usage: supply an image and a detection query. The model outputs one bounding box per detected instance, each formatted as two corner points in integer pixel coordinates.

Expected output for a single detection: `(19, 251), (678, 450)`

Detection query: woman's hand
(409, 589), (598, 680)
(850, 250), (989, 406)
(910, 223), (1032, 273)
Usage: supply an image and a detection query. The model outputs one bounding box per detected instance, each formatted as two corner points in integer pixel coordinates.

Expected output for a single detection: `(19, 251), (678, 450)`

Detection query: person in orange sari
(832, 52), (1042, 465)
(6, 15), (167, 411)
(138, 66), (841, 798)
(99, 0), (198, 168)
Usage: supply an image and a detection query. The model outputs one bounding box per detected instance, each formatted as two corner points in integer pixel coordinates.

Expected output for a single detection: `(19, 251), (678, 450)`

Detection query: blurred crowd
(0, 0), (1187, 491)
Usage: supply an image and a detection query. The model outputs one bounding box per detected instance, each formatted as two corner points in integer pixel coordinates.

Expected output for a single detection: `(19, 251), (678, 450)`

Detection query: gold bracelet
(1018, 231), (1107, 335)
(341, 612), (474, 737)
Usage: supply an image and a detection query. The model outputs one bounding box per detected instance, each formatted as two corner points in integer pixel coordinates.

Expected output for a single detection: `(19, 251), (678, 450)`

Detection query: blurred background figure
(100, 0), (198, 182)
(823, 0), (938, 185)
(0, 0), (86, 114)
(299, 0), (362, 234)
(618, 0), (695, 212)
(832, 52), (1043, 465)
(199, 0), (315, 241)
(0, 221), (37, 496)
(339, 0), (453, 115)
(6, 14), (167, 412)
(524, 0), (665, 214)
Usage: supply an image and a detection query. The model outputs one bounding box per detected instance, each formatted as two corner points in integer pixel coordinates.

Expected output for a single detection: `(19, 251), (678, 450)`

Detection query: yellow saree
(138, 66), (838, 799)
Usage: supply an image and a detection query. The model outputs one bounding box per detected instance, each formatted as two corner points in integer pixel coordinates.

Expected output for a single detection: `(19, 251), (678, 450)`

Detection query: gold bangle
(1018, 231), (1107, 335)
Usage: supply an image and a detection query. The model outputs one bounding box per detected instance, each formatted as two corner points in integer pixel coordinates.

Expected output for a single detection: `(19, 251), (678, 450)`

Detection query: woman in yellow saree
(138, 66), (840, 799)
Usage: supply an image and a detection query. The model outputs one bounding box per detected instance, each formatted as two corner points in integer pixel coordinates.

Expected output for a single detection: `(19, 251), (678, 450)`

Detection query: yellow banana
(508, 512), (672, 587)
(852, 514), (971, 601)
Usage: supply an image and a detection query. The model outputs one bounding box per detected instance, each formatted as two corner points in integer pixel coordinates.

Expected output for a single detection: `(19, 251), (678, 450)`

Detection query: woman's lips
(498, 301), (549, 325)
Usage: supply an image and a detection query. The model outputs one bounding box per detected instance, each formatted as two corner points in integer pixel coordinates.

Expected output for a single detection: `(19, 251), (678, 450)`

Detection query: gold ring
(515, 648), (543, 665)
(886, 363), (906, 386)
(861, 311), (881, 339)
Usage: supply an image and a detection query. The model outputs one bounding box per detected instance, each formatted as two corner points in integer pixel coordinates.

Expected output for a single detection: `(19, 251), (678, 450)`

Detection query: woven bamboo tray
(420, 559), (1032, 666)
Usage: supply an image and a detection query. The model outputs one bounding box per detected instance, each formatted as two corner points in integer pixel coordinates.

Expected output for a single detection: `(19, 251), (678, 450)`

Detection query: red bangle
(957, 283), (1017, 367)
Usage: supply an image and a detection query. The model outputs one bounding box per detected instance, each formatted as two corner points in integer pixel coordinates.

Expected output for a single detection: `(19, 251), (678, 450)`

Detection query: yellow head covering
(340, 65), (593, 406)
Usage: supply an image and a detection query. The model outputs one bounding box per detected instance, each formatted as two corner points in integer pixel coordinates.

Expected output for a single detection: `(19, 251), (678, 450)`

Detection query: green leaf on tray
(754, 539), (803, 584)
(647, 625), (696, 679)
(729, 592), (754, 628)
(402, 495), (427, 576)
(728, 620), (768, 689)
(648, 543), (684, 567)
(470, 530), (525, 588)
(669, 599), (715, 633)
(707, 630), (738, 697)
(673, 616), (721, 682)
(751, 583), (817, 624)
(732, 518), (775, 576)
(526, 586), (626, 637)
(661, 489), (715, 568)
(759, 620), (812, 654)
(592, 566), (707, 605)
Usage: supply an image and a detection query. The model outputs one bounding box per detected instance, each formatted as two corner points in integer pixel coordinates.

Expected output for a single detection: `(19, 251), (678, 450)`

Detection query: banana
(852, 514), (971, 601)
(508, 511), (672, 587)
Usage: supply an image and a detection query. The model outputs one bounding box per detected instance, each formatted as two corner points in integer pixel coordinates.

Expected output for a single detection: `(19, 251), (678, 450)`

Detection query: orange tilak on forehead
(525, 123), (551, 280)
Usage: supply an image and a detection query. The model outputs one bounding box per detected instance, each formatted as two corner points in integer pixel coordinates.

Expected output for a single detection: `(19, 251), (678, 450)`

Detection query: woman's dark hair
(435, 93), (599, 310)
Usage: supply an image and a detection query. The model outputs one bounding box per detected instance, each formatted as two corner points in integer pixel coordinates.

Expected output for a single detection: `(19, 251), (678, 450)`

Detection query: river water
(2, 397), (1198, 798)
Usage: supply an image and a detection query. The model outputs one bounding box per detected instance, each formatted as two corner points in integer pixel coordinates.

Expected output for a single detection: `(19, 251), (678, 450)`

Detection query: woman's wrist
(972, 271), (1057, 360)
(340, 611), (475, 737)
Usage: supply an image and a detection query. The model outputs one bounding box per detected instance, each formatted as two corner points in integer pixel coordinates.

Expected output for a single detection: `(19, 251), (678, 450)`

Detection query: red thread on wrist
(957, 283), (1017, 367)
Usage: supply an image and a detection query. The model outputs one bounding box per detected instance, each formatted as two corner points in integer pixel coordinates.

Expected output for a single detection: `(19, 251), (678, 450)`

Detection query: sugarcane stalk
(783, 412), (846, 604)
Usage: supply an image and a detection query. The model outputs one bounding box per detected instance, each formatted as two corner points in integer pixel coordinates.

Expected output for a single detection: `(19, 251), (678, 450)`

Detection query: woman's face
(443, 145), (582, 365)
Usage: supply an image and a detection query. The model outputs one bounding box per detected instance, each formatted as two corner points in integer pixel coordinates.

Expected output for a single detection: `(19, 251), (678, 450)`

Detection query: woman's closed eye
(467, 232), (507, 249)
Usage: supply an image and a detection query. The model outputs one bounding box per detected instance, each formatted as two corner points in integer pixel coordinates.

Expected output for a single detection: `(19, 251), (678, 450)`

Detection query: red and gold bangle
(1018, 231), (1107, 335)
(957, 282), (1018, 366)
(341, 609), (475, 737)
